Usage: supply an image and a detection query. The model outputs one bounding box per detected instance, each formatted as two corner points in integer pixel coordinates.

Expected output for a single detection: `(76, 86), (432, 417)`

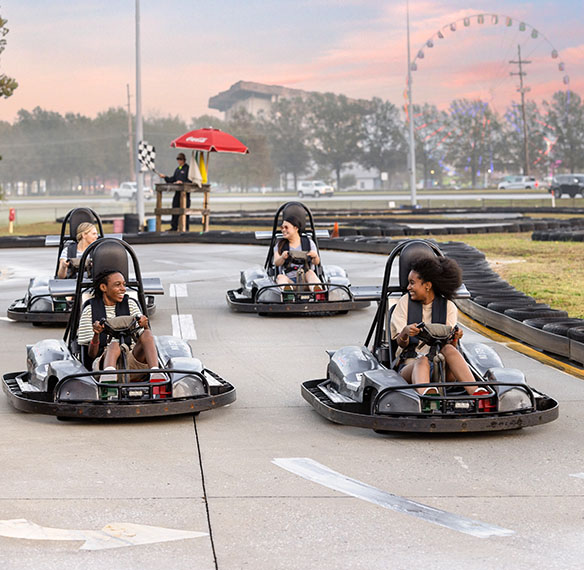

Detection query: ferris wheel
(405, 13), (568, 179)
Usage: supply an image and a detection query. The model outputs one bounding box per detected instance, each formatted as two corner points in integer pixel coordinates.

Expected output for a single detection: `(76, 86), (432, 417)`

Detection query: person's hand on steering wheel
(138, 314), (149, 329)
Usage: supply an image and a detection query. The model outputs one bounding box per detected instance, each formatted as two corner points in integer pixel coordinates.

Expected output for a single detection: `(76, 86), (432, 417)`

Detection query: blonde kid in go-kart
(390, 256), (489, 397)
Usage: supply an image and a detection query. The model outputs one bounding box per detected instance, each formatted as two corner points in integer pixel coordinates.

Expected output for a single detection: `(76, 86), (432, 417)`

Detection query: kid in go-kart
(273, 210), (323, 291)
(57, 222), (99, 279)
(77, 269), (158, 381)
(390, 256), (488, 397)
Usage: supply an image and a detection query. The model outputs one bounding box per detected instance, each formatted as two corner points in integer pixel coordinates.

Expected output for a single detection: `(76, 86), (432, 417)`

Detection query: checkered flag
(138, 141), (156, 172)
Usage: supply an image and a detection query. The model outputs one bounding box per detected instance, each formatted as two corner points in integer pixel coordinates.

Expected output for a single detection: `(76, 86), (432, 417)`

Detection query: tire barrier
(532, 230), (584, 242)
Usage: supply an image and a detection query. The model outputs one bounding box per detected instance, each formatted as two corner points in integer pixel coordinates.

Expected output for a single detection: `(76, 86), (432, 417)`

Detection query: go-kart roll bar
(365, 240), (445, 352)
(64, 238), (149, 347)
(255, 282), (353, 302)
(371, 380), (538, 414)
(53, 208), (104, 279)
(263, 202), (326, 282)
(54, 367), (210, 401)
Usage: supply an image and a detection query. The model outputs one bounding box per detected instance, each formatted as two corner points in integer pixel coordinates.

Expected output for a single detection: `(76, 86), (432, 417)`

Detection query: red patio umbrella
(170, 127), (249, 154)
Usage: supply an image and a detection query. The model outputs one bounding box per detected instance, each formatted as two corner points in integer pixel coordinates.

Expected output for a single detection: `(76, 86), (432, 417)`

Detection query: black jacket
(164, 164), (189, 184)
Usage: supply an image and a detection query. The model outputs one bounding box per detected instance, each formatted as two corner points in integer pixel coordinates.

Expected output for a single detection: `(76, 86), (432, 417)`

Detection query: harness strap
(400, 296), (448, 361)
(82, 294), (131, 357)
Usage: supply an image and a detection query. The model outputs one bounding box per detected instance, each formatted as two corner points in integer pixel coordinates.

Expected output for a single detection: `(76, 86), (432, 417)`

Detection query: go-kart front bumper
(301, 379), (559, 433)
(2, 370), (236, 420)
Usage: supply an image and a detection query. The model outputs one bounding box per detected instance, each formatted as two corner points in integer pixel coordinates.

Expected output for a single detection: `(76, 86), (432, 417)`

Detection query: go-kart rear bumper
(301, 379), (559, 433)
(2, 371), (236, 420)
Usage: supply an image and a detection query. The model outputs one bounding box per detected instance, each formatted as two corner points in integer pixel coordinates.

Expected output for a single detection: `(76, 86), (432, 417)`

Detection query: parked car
(297, 180), (334, 198)
(548, 174), (584, 198)
(111, 181), (153, 200)
(497, 175), (539, 190)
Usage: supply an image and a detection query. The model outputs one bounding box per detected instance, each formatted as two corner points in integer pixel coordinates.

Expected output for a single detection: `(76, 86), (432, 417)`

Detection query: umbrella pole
(203, 151), (210, 231)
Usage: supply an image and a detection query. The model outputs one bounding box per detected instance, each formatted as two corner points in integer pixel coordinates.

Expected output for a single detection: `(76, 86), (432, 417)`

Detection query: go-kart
(226, 202), (379, 315)
(6, 208), (156, 325)
(2, 238), (235, 420)
(301, 239), (559, 433)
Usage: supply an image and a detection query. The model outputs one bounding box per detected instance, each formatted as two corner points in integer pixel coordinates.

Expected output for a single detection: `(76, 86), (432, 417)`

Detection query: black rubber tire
(542, 320), (584, 336)
(473, 294), (532, 307)
(504, 308), (568, 321)
(487, 300), (541, 313)
(523, 317), (581, 330)
(567, 327), (584, 342)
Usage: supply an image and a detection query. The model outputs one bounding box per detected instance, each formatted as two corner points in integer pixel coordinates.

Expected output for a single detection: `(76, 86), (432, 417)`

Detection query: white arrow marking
(0, 519), (207, 551)
(273, 458), (514, 539)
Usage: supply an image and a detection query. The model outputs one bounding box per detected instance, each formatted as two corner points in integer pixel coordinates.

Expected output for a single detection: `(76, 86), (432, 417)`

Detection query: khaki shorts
(93, 343), (150, 381)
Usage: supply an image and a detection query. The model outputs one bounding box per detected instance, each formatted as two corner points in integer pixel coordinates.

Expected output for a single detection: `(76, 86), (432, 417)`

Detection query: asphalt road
(0, 243), (581, 569)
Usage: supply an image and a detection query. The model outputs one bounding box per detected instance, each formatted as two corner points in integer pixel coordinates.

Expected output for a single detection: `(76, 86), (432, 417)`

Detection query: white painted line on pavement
(273, 457), (514, 539)
(0, 317), (14, 322)
(172, 314), (197, 340)
(0, 519), (207, 551)
(169, 283), (188, 297)
(569, 473), (584, 479)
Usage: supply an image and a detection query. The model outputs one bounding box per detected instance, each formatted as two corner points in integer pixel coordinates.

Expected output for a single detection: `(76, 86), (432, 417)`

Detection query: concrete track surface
(0, 243), (582, 570)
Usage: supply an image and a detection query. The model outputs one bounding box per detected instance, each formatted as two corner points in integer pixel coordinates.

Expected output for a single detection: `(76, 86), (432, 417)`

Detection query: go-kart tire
(523, 316), (581, 330)
(487, 300), (542, 313)
(542, 320), (584, 336)
(504, 308), (568, 321)
(567, 327), (584, 342)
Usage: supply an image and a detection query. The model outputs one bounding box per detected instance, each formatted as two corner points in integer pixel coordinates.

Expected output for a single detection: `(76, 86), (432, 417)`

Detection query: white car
(297, 180), (334, 198)
(497, 175), (539, 190)
(111, 181), (153, 200)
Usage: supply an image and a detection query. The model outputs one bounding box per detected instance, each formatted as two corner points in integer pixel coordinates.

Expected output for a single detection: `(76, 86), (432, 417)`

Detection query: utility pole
(509, 45), (531, 176)
(126, 84), (134, 181)
(406, 0), (417, 206)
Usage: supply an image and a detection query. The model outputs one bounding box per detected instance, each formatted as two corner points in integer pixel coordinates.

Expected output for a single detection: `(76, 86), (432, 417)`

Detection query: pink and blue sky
(0, 0), (582, 123)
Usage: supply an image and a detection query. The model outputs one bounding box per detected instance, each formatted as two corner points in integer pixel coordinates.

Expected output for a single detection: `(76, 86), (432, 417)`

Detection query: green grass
(422, 232), (584, 319)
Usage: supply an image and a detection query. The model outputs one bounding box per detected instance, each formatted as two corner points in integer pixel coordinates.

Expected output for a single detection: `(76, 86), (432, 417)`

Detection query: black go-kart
(226, 202), (379, 315)
(2, 238), (236, 420)
(6, 207), (156, 325)
(301, 239), (559, 433)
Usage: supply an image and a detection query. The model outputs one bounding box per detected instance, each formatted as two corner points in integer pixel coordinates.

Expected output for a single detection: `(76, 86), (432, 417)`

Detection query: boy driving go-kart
(78, 269), (158, 381)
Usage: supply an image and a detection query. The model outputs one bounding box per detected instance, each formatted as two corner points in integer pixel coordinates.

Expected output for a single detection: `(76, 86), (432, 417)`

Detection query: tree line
(1, 89), (583, 195)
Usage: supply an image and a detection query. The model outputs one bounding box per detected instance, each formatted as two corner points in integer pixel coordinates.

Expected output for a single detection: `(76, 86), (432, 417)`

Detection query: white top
(390, 293), (458, 357)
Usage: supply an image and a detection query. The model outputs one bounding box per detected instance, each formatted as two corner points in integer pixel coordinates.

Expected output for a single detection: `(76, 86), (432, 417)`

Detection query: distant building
(208, 81), (311, 120)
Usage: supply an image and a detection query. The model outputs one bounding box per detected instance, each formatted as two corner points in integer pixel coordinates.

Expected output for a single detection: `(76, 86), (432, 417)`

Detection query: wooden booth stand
(154, 183), (210, 232)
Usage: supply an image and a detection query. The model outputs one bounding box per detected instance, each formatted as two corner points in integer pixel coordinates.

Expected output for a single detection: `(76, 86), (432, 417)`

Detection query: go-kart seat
(91, 239), (129, 282)
(384, 240), (440, 367)
(68, 207), (101, 242)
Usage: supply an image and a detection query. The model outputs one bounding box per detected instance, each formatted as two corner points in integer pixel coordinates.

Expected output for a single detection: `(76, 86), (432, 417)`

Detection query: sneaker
(422, 387), (440, 396)
(473, 387), (490, 396)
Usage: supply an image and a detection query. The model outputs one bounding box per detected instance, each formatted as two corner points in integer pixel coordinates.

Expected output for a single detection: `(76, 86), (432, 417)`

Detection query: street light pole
(135, 0), (144, 227)
(406, 0), (417, 207)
